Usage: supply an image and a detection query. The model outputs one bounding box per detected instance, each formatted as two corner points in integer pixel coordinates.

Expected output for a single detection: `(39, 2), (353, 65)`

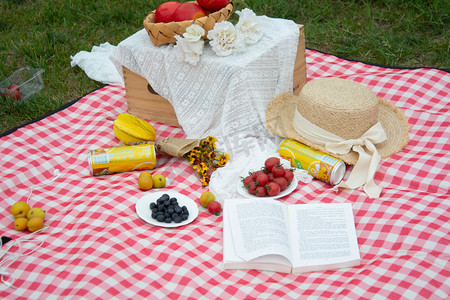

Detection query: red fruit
(155, 1), (182, 23)
(208, 200), (221, 216)
(247, 181), (257, 195)
(266, 182), (281, 197)
(255, 186), (266, 197)
(197, 0), (230, 12)
(172, 2), (207, 22)
(268, 172), (275, 182)
(251, 170), (265, 181)
(271, 165), (285, 177)
(242, 175), (253, 187)
(256, 173), (269, 187)
(273, 177), (288, 191)
(283, 169), (294, 183)
(8, 84), (21, 100)
(264, 157), (280, 173)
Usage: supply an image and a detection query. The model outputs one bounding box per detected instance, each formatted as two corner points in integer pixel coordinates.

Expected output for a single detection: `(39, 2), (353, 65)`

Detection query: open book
(223, 198), (361, 274)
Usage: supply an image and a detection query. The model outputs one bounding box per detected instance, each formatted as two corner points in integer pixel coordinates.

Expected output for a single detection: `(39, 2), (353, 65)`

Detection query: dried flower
(235, 8), (263, 45)
(183, 136), (230, 187)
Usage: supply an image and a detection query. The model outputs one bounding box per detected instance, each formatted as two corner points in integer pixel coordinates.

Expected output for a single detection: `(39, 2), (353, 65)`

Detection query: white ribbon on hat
(293, 110), (387, 198)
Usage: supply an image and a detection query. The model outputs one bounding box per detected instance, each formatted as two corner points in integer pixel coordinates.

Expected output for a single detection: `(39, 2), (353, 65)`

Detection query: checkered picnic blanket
(1, 49), (449, 299)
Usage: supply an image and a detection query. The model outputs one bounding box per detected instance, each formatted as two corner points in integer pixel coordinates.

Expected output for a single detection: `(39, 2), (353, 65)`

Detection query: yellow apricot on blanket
(11, 201), (30, 219)
(27, 207), (46, 220)
(138, 171), (153, 191)
(200, 191), (215, 208)
(27, 217), (44, 232)
(14, 217), (29, 231)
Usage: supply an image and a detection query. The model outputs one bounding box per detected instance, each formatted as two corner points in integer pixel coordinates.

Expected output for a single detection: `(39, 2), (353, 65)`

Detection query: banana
(113, 113), (156, 145)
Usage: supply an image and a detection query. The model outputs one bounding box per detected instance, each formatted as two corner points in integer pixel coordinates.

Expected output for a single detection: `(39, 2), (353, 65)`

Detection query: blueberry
(151, 213), (157, 219)
(173, 216), (182, 223)
(158, 204), (164, 211)
(164, 217), (172, 223)
(156, 215), (165, 222)
(174, 206), (182, 214)
(182, 206), (188, 214)
(164, 200), (170, 207)
(150, 202), (156, 209)
(167, 208), (174, 215)
(160, 194), (170, 201)
(181, 214), (188, 221)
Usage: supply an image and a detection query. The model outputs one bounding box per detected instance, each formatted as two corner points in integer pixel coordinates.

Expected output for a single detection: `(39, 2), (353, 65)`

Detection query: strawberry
(256, 173), (269, 187)
(207, 201), (221, 216)
(264, 157), (280, 173)
(266, 182), (281, 196)
(271, 164), (285, 177)
(242, 175), (253, 187)
(255, 186), (267, 197)
(273, 177), (288, 191)
(283, 169), (294, 183)
(247, 181), (257, 195)
(251, 170), (266, 180)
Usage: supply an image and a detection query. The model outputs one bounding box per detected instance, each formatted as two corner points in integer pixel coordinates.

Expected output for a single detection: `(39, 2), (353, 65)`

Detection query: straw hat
(266, 78), (410, 165)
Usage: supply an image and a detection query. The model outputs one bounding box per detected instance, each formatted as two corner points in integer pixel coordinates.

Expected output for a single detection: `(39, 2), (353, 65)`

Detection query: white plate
(136, 191), (199, 228)
(236, 174), (298, 200)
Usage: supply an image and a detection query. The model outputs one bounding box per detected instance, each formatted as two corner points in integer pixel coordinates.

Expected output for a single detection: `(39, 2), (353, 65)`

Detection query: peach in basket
(143, 1), (235, 46)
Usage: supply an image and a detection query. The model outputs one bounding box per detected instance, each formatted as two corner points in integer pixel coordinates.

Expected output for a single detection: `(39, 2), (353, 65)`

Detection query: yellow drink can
(88, 144), (156, 176)
(278, 139), (346, 185)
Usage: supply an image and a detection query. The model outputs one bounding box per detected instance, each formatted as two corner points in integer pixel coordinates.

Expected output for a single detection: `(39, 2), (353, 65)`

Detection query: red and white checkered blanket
(1, 50), (449, 299)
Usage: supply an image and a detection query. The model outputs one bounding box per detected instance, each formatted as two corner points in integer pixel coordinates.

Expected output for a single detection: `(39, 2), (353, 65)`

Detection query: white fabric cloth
(293, 110), (387, 198)
(70, 42), (123, 86)
(110, 17), (300, 199)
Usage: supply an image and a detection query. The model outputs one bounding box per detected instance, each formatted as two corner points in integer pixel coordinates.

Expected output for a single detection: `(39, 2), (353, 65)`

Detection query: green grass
(1, 0), (448, 135)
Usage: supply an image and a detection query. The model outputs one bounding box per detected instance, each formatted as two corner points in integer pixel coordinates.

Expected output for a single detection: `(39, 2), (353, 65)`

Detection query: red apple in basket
(155, 1), (182, 23)
(197, 0), (230, 12)
(172, 2), (207, 22)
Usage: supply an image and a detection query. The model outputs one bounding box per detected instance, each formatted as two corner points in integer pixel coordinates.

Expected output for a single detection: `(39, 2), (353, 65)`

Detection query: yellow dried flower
(183, 136), (230, 187)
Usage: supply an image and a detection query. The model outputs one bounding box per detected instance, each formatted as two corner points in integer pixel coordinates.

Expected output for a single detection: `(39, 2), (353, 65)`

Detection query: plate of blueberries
(136, 191), (199, 228)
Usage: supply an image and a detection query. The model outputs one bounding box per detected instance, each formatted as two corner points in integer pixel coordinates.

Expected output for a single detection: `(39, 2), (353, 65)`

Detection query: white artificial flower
(235, 8), (263, 45)
(207, 21), (244, 57)
(183, 24), (205, 42)
(174, 34), (205, 65)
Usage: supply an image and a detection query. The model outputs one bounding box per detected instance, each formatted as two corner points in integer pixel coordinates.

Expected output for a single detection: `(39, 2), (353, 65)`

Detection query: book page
(228, 198), (292, 263)
(288, 203), (361, 273)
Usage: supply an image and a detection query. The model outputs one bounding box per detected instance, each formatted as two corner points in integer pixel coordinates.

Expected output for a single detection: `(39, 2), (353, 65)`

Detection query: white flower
(183, 24), (205, 42)
(174, 34), (205, 65)
(207, 21), (245, 57)
(235, 8), (263, 45)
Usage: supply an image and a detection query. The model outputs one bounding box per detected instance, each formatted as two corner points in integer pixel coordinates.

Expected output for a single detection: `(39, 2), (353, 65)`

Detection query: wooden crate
(123, 24), (306, 127)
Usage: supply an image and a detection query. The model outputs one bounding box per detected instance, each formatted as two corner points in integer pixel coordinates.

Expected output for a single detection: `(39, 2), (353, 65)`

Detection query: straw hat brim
(265, 93), (410, 165)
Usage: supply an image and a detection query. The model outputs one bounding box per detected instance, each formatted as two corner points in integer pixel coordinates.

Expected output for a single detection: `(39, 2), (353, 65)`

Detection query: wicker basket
(143, 1), (235, 46)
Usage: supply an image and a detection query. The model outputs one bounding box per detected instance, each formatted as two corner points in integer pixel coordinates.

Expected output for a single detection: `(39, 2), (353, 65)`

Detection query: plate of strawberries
(237, 157), (298, 200)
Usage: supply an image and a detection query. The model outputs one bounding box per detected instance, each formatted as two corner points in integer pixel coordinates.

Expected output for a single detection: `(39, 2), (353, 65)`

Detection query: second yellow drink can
(278, 139), (346, 185)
